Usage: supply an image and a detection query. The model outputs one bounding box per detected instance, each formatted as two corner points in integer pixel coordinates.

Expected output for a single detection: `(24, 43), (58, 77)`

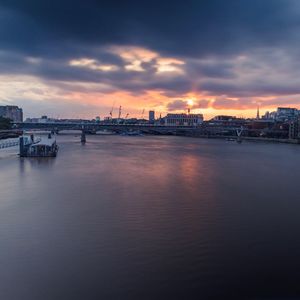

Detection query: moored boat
(19, 134), (58, 157)
(96, 129), (116, 135)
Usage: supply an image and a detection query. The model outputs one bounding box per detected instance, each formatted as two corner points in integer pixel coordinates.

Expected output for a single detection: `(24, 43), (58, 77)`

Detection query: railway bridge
(11, 122), (290, 140)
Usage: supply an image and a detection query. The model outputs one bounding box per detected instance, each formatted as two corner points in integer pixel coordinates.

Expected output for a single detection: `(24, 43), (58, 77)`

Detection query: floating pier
(19, 134), (58, 157)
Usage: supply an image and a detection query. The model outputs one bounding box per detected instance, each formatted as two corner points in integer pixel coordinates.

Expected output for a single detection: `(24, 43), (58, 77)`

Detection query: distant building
(149, 110), (155, 122)
(262, 111), (270, 119)
(95, 116), (101, 122)
(262, 111), (276, 120)
(25, 117), (39, 123)
(39, 115), (48, 123)
(25, 116), (58, 123)
(165, 113), (203, 126)
(212, 115), (236, 121)
(0, 105), (23, 122)
(276, 107), (298, 121)
(262, 107), (300, 121)
(288, 116), (300, 140)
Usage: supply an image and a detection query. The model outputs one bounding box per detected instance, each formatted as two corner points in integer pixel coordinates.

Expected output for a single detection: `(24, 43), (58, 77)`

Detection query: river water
(1, 134), (300, 299)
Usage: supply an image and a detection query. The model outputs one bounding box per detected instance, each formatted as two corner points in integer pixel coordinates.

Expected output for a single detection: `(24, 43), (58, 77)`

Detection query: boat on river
(19, 134), (58, 157)
(96, 129), (116, 135)
(120, 130), (143, 136)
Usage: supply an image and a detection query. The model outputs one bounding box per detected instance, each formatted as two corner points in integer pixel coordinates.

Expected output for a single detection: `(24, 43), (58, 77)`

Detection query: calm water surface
(1, 135), (300, 299)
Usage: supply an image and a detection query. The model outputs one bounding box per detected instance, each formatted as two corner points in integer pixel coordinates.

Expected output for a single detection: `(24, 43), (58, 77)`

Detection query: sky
(1, 0), (300, 119)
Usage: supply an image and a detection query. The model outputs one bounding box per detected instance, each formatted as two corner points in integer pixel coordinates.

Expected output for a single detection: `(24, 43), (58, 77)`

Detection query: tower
(256, 106), (260, 119)
(149, 110), (155, 122)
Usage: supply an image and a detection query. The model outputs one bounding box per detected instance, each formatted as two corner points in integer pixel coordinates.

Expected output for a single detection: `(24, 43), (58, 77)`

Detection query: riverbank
(3, 128), (299, 145)
(175, 132), (300, 144)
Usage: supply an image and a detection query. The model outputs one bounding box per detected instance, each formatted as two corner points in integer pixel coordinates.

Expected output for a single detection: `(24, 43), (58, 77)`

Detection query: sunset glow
(1, 1), (300, 119)
(187, 99), (194, 106)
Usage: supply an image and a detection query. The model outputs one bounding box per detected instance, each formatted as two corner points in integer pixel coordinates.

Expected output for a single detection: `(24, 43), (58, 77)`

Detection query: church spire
(256, 106), (260, 119)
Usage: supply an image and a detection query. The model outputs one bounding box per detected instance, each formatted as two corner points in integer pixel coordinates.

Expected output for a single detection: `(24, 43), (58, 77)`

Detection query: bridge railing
(0, 138), (19, 149)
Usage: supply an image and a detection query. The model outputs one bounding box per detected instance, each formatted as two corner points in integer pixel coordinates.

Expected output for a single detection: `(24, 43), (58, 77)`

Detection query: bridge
(12, 122), (289, 140)
(14, 122), (205, 135)
(14, 122), (245, 135)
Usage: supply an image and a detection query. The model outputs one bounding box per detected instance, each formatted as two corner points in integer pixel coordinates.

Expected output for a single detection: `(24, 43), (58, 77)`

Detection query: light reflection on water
(1, 135), (300, 299)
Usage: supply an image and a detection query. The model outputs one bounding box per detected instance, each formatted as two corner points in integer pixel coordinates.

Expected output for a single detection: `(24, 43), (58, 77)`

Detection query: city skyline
(1, 1), (300, 119)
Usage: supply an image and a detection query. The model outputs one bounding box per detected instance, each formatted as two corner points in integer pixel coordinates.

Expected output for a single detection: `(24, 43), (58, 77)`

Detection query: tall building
(0, 105), (23, 122)
(149, 110), (155, 122)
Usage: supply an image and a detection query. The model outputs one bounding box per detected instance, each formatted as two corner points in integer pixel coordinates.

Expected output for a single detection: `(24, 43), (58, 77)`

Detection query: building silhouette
(0, 105), (23, 122)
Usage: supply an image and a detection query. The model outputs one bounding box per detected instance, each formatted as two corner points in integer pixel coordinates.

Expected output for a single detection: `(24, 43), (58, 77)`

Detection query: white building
(165, 113), (203, 126)
(276, 107), (299, 121)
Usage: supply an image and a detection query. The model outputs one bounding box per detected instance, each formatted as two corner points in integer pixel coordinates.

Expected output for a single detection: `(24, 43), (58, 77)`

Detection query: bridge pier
(81, 130), (86, 144)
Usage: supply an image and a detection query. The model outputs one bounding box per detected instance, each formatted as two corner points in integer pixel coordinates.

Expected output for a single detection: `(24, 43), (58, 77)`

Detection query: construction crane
(118, 106), (122, 120)
(109, 100), (116, 119)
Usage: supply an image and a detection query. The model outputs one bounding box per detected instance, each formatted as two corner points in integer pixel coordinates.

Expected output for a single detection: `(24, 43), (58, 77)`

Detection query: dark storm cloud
(200, 81), (300, 98)
(212, 97), (256, 110)
(167, 100), (188, 111)
(186, 61), (236, 79)
(1, 0), (300, 102)
(1, 0), (299, 58)
(0, 48), (193, 94)
(195, 99), (211, 109)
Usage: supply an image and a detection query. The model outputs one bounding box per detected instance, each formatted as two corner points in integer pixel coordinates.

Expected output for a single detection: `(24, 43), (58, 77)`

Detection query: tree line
(0, 117), (11, 130)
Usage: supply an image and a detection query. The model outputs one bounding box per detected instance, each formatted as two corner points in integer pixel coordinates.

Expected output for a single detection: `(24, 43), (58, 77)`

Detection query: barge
(19, 134), (58, 157)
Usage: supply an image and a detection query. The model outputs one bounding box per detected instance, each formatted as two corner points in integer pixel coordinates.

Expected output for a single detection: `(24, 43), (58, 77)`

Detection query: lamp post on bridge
(236, 126), (244, 143)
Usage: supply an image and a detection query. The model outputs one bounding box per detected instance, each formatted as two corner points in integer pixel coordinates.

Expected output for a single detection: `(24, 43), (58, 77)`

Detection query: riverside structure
(19, 134), (58, 157)
(10, 106), (300, 144)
